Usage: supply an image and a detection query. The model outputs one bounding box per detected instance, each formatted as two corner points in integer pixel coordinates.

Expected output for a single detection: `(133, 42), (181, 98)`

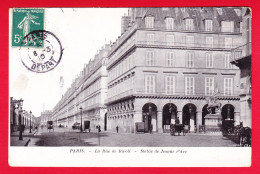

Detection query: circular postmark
(20, 30), (63, 73)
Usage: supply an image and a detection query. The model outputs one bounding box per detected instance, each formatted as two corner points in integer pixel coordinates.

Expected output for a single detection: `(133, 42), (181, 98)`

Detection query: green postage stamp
(12, 8), (44, 47)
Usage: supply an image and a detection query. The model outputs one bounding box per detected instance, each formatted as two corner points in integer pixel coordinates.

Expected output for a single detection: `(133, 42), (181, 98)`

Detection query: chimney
(121, 14), (131, 34)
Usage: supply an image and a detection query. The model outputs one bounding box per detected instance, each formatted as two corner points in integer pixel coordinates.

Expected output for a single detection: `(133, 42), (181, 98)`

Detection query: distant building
(231, 8), (252, 127)
(51, 45), (110, 130)
(105, 7), (243, 133)
(10, 97), (36, 132)
(40, 110), (52, 126)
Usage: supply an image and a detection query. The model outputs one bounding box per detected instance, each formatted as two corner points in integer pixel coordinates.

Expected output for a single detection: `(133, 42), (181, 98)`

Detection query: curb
(24, 138), (31, 146)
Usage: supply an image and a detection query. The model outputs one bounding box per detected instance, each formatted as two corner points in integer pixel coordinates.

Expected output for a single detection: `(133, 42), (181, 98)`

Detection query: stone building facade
(105, 7), (243, 133)
(40, 110), (52, 126)
(231, 7), (252, 127)
(51, 45), (109, 130)
(10, 97), (36, 132)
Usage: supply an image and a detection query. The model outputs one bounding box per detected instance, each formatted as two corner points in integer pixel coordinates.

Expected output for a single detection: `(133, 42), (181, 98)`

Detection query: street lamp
(19, 98), (23, 141)
(29, 110), (32, 133)
(79, 106), (83, 132)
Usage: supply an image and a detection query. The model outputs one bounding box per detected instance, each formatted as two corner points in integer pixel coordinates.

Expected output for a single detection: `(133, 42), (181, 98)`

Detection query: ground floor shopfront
(106, 96), (241, 133)
(57, 107), (107, 131)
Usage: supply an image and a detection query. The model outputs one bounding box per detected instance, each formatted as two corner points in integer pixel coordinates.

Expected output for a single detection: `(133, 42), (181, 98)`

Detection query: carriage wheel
(170, 128), (175, 136)
(183, 130), (186, 136)
(239, 137), (244, 147)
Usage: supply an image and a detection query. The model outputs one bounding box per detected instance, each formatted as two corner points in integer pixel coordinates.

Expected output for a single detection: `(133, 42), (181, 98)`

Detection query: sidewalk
(10, 129), (38, 146)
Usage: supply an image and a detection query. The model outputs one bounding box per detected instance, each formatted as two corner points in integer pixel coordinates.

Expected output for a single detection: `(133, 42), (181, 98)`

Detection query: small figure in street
(116, 125), (119, 133)
(21, 124), (25, 133)
(175, 117), (180, 125)
(150, 124), (153, 134)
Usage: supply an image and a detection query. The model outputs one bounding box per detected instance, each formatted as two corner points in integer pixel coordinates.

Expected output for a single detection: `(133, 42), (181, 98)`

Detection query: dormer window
(145, 16), (154, 28)
(217, 8), (223, 15)
(221, 21), (234, 32)
(205, 19), (213, 32)
(181, 8), (186, 13)
(234, 9), (241, 16)
(185, 18), (194, 30)
(166, 17), (174, 30)
(162, 8), (169, 11)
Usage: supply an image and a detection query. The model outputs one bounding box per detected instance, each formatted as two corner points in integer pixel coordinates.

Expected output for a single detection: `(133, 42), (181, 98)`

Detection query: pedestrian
(175, 117), (180, 124)
(116, 125), (119, 133)
(150, 124), (153, 134)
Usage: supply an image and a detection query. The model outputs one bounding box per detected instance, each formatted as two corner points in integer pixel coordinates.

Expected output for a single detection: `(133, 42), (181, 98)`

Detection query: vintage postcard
(9, 7), (252, 167)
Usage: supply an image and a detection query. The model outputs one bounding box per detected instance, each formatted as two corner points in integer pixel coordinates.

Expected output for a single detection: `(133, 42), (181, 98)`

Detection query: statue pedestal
(204, 114), (222, 134)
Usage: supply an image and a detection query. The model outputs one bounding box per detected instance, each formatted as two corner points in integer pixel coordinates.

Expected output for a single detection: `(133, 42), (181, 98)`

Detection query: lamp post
(19, 98), (24, 141)
(29, 111), (32, 133)
(79, 106), (83, 132)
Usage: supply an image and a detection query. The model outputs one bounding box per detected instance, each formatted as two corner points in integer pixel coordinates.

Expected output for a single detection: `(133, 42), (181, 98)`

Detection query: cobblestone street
(28, 127), (239, 147)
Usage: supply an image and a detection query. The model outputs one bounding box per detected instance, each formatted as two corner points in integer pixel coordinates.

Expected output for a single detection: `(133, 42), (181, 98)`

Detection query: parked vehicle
(72, 122), (81, 130)
(47, 121), (54, 132)
(170, 123), (187, 136)
(84, 121), (91, 132)
(135, 122), (145, 133)
(58, 124), (64, 128)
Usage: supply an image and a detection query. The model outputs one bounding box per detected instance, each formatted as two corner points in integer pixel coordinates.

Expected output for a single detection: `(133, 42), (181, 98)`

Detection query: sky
(9, 8), (128, 117)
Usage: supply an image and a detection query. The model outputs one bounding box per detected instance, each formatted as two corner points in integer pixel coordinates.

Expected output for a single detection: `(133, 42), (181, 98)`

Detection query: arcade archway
(182, 103), (197, 132)
(221, 104), (235, 121)
(162, 103), (177, 132)
(142, 103), (157, 133)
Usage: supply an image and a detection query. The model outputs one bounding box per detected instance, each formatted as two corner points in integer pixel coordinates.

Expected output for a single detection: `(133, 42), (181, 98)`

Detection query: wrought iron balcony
(231, 42), (252, 62)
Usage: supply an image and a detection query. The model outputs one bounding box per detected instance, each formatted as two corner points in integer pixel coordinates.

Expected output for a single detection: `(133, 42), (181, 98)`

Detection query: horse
(235, 122), (251, 147)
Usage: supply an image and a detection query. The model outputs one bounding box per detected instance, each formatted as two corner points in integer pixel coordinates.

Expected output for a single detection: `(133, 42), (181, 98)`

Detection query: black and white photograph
(9, 7), (252, 167)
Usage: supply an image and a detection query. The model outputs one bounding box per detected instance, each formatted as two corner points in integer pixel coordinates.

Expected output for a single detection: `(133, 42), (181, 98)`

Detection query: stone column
(177, 111), (183, 124)
(234, 112), (240, 126)
(157, 111), (163, 133)
(196, 111), (202, 133)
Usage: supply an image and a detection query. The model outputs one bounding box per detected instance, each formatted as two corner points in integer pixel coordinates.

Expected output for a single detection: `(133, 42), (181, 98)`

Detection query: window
(186, 35), (194, 47)
(166, 17), (174, 30)
(205, 37), (213, 48)
(145, 16), (154, 28)
(147, 33), (154, 45)
(217, 8), (223, 15)
(205, 19), (213, 31)
(185, 19), (194, 30)
(146, 50), (155, 66)
(205, 77), (214, 95)
(206, 53), (213, 68)
(225, 37), (233, 48)
(221, 21), (234, 32)
(166, 34), (174, 46)
(186, 52), (194, 67)
(224, 78), (233, 95)
(166, 52), (175, 67)
(145, 75), (155, 94)
(185, 77), (195, 95)
(234, 9), (241, 16)
(240, 22), (243, 33)
(224, 53), (232, 69)
(165, 76), (176, 94)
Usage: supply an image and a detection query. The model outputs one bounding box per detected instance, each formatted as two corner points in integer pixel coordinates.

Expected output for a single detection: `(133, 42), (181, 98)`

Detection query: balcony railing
(136, 41), (241, 50)
(231, 42), (252, 62)
(105, 89), (240, 104)
(107, 40), (241, 68)
(105, 89), (134, 104)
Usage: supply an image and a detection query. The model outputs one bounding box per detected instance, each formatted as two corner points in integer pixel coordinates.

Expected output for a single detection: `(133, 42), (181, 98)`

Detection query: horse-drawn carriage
(222, 121), (251, 147)
(170, 123), (188, 136)
(47, 121), (54, 132)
